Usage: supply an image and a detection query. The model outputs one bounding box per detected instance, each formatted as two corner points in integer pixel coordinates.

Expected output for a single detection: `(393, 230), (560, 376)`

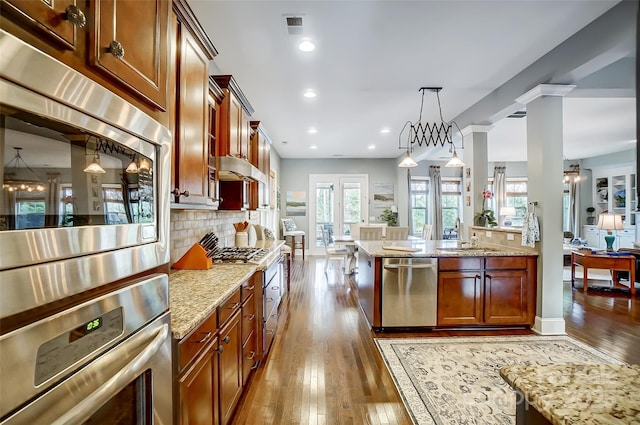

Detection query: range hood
(217, 156), (266, 183)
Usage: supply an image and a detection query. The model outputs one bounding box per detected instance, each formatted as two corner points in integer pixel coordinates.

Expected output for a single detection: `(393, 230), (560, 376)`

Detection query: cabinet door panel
(437, 271), (482, 325)
(179, 338), (219, 425)
(1, 0), (79, 48)
(484, 270), (528, 324)
(219, 310), (242, 425)
(175, 26), (209, 204)
(93, 0), (168, 109)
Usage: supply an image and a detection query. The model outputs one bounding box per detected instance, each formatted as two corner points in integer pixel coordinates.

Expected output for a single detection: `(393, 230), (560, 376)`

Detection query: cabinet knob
(215, 346), (224, 354)
(171, 188), (190, 199)
(109, 40), (125, 59)
(63, 5), (87, 28)
(223, 336), (231, 344)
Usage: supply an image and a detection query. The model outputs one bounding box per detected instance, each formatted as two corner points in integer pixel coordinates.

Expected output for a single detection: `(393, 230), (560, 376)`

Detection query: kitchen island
(500, 364), (640, 424)
(356, 240), (538, 330)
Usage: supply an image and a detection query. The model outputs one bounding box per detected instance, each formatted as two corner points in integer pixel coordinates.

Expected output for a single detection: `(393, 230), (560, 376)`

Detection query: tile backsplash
(170, 210), (248, 265)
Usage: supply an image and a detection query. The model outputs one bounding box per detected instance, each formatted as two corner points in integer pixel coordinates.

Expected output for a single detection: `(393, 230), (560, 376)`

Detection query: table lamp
(597, 213), (623, 251)
(500, 207), (516, 227)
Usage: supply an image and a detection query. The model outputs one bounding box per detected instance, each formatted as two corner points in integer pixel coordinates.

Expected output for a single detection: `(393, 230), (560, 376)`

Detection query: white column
(460, 125), (492, 240)
(516, 84), (575, 335)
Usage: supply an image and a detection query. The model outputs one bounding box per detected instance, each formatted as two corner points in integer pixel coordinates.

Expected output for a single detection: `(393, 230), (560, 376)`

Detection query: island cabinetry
(2, 0), (170, 116)
(170, 0), (218, 206)
(437, 256), (536, 327)
(174, 312), (220, 425)
(356, 250), (381, 328)
(217, 289), (243, 425)
(438, 258), (483, 325)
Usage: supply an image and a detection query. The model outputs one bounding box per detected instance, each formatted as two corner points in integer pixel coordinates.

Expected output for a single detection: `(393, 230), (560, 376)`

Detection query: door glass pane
(342, 182), (361, 234)
(315, 183), (334, 247)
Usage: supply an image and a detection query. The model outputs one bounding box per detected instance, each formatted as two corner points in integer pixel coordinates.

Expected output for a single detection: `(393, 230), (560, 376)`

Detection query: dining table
(332, 234), (358, 274)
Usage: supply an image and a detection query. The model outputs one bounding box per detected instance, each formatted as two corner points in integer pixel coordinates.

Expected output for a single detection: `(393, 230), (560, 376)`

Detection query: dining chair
(281, 218), (305, 260)
(320, 225), (348, 272)
(349, 223), (361, 239)
(385, 226), (409, 240)
(359, 226), (383, 240)
(422, 224), (433, 240)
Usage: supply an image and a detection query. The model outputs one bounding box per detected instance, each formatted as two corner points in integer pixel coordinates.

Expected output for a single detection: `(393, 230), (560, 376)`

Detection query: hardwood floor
(231, 256), (640, 425)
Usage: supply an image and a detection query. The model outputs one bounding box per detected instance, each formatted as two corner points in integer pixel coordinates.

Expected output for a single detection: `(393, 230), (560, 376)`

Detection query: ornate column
(516, 84), (575, 335)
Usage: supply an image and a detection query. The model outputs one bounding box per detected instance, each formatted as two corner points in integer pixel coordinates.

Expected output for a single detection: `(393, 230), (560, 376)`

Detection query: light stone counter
(356, 239), (537, 258)
(500, 364), (640, 424)
(169, 240), (285, 339)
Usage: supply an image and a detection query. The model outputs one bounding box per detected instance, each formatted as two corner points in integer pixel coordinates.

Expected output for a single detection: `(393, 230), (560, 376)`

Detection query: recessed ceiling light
(303, 90), (317, 98)
(308, 127), (317, 134)
(310, 145), (318, 150)
(282, 141), (288, 144)
(380, 128), (391, 134)
(298, 39), (315, 52)
(368, 145), (376, 150)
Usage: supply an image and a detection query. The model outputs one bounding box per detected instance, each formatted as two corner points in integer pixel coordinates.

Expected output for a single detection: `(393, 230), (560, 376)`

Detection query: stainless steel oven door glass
(0, 30), (171, 320)
(0, 274), (172, 424)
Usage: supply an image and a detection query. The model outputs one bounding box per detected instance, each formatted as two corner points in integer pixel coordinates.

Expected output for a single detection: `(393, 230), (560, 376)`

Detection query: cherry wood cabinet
(212, 75), (254, 160)
(218, 293), (243, 425)
(170, 0), (218, 206)
(249, 121), (272, 209)
(437, 256), (536, 327)
(1, 0), (170, 118)
(174, 312), (219, 425)
(240, 278), (259, 385)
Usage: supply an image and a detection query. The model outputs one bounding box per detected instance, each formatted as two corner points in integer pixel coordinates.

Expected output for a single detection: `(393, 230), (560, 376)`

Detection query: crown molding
(516, 84), (576, 105)
(460, 125), (493, 137)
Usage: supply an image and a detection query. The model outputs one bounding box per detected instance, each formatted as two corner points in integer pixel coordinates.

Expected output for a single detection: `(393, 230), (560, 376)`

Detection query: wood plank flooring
(231, 256), (640, 425)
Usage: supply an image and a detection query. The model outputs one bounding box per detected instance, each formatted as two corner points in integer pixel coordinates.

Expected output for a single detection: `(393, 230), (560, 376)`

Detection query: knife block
(172, 243), (212, 270)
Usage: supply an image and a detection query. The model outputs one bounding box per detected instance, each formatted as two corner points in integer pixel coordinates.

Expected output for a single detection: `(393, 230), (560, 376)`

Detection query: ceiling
(190, 1), (636, 163)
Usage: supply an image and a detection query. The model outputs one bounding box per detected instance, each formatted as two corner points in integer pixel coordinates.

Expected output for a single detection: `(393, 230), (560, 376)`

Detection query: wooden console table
(571, 250), (635, 295)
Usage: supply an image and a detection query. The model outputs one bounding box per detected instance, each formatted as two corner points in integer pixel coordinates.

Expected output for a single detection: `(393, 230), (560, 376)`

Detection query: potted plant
(379, 207), (398, 227)
(586, 206), (596, 225)
(474, 189), (497, 227)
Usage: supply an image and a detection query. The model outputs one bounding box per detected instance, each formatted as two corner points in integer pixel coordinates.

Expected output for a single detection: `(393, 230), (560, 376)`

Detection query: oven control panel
(34, 308), (123, 386)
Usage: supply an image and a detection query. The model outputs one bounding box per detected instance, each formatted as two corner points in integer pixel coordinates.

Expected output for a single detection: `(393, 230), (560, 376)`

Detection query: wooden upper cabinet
(212, 75), (254, 160)
(91, 0), (168, 110)
(0, 0), (82, 49)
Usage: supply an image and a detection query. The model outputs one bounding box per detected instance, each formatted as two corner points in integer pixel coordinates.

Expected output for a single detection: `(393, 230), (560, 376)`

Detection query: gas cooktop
(210, 247), (267, 264)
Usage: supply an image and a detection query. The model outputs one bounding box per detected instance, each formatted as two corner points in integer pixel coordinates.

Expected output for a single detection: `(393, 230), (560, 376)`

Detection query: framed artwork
(373, 183), (394, 208)
(465, 168), (471, 179)
(466, 196), (471, 206)
(269, 170), (276, 209)
(286, 191), (306, 216)
(466, 182), (471, 192)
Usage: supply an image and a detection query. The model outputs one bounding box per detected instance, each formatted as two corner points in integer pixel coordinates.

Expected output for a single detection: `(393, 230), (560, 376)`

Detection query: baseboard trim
(532, 316), (566, 335)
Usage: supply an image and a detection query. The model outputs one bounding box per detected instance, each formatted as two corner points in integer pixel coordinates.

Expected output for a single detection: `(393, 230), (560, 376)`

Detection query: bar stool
(281, 218), (305, 260)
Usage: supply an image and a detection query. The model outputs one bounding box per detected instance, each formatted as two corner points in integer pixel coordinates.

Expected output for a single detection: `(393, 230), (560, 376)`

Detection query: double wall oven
(0, 30), (172, 424)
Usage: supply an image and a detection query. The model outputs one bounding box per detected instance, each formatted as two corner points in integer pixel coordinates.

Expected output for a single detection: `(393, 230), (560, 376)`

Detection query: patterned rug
(375, 335), (625, 425)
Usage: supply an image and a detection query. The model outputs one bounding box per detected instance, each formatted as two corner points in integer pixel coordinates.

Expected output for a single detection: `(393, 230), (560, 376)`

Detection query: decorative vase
(475, 216), (487, 227)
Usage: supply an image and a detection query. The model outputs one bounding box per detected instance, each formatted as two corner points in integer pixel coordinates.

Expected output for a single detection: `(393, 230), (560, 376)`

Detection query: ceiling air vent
(507, 110), (527, 118)
(285, 16), (303, 35)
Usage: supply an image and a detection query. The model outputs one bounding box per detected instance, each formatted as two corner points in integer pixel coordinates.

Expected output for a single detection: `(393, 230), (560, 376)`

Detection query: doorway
(308, 174), (368, 255)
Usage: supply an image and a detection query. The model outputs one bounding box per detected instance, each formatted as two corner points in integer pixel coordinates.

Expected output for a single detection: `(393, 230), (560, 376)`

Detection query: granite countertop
(500, 364), (640, 424)
(356, 239), (537, 258)
(169, 240), (285, 339)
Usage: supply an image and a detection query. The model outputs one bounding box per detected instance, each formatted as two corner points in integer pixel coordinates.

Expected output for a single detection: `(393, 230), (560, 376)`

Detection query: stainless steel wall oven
(0, 30), (172, 424)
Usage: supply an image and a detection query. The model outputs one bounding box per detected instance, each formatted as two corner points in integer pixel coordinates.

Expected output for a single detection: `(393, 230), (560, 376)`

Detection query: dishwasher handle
(383, 263), (435, 270)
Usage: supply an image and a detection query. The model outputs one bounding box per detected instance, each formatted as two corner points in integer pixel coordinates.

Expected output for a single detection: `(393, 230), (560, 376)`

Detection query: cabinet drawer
(439, 257), (482, 271)
(241, 278), (256, 302)
(177, 312), (217, 373)
(242, 293), (256, 344)
(264, 310), (278, 355)
(242, 330), (258, 385)
(485, 256), (528, 270)
(218, 288), (242, 326)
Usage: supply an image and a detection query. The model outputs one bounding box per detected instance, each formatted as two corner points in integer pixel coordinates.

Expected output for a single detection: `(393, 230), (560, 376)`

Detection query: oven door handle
(51, 323), (169, 425)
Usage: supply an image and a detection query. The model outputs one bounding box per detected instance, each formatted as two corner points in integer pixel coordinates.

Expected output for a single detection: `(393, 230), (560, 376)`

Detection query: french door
(308, 174), (369, 255)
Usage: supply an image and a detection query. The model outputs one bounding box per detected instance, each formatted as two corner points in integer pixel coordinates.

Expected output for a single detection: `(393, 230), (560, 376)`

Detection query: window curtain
(493, 166), (506, 216)
(1, 191), (16, 230)
(45, 173), (60, 227)
(430, 166), (443, 239)
(569, 180), (581, 238)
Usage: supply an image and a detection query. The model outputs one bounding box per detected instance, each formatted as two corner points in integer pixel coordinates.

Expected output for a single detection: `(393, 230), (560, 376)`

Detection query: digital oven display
(69, 317), (103, 342)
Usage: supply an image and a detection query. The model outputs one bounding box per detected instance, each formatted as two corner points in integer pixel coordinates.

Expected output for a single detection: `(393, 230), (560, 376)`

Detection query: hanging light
(3, 147), (46, 192)
(125, 155), (139, 174)
(83, 151), (106, 174)
(563, 164), (584, 183)
(398, 87), (464, 168)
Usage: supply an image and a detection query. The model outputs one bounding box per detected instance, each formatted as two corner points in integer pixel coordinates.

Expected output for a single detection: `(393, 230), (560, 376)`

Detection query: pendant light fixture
(398, 87), (465, 168)
(125, 155), (139, 174)
(83, 151), (106, 174)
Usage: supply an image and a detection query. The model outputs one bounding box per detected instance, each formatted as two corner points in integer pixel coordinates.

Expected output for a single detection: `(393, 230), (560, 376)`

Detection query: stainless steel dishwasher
(381, 257), (438, 327)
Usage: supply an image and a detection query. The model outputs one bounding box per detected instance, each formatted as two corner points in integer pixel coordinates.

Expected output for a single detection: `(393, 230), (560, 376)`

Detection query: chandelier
(398, 87), (465, 168)
(3, 147), (46, 192)
(563, 164), (584, 184)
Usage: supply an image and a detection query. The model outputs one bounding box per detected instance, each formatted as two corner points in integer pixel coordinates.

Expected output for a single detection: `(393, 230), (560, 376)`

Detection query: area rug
(375, 335), (625, 425)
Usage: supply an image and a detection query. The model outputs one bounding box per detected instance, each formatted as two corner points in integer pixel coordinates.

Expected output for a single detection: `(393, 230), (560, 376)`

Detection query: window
(488, 177), (528, 227)
(409, 177), (429, 235)
(15, 194), (45, 229)
(441, 178), (462, 238)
